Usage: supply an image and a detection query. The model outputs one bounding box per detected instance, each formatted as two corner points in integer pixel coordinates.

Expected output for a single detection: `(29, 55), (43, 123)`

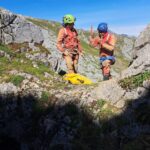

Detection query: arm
(77, 40), (83, 53)
(101, 34), (117, 51)
(57, 28), (65, 52)
(89, 36), (100, 47)
(89, 26), (99, 47)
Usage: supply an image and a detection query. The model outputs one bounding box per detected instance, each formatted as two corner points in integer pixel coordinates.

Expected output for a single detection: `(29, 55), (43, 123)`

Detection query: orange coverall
(57, 27), (82, 73)
(90, 32), (116, 79)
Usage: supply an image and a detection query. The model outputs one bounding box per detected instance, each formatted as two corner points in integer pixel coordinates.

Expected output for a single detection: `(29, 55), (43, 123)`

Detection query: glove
(79, 52), (84, 57)
(63, 50), (69, 56)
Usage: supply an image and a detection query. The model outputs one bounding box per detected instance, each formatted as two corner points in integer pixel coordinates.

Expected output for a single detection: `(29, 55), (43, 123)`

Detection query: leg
(102, 60), (111, 80)
(73, 54), (79, 73)
(64, 55), (75, 73)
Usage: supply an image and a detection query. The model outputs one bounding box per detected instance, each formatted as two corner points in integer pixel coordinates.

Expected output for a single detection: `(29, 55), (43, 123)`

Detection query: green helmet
(63, 14), (76, 24)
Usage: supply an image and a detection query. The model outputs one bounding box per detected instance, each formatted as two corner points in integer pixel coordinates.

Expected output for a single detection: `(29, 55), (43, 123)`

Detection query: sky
(0, 0), (150, 36)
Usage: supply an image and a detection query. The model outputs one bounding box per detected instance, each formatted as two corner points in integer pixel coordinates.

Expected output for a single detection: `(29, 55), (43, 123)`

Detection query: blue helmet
(97, 23), (108, 33)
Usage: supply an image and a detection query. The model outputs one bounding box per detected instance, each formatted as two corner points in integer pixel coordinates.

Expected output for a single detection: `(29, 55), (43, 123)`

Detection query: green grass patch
(11, 54), (54, 80)
(0, 57), (11, 74)
(119, 71), (150, 90)
(9, 75), (25, 86)
(41, 91), (49, 102)
(96, 99), (106, 108)
(0, 44), (13, 55)
(0, 52), (54, 81)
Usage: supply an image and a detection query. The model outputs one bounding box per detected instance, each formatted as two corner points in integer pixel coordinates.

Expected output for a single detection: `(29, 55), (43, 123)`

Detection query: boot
(103, 75), (110, 80)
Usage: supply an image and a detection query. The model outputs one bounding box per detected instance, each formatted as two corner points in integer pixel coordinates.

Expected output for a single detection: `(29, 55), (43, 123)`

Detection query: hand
(80, 52), (84, 57)
(63, 50), (69, 56)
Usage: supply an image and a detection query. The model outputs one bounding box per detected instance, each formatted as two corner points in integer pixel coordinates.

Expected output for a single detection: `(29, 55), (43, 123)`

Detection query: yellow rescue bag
(63, 73), (93, 85)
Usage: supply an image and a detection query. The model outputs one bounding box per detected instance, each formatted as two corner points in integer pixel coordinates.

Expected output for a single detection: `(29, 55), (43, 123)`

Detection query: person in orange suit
(57, 14), (82, 74)
(89, 23), (117, 80)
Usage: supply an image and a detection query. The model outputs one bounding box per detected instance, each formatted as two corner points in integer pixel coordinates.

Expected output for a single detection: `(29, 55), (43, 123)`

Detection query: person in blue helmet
(89, 23), (117, 80)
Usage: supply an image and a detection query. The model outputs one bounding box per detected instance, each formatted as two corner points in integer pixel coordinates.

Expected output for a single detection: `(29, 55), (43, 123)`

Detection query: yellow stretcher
(63, 73), (93, 85)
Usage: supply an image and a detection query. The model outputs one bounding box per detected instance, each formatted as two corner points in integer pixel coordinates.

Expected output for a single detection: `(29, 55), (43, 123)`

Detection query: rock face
(121, 25), (150, 78)
(0, 83), (18, 95)
(0, 8), (45, 44)
(94, 79), (126, 108)
(121, 36), (135, 60)
(0, 8), (101, 81)
(94, 78), (150, 108)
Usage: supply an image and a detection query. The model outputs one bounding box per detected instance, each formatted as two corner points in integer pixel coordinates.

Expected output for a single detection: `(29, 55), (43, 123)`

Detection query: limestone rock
(121, 36), (135, 60)
(134, 24), (150, 48)
(0, 83), (18, 95)
(143, 80), (150, 89)
(94, 79), (125, 105)
(121, 25), (150, 78)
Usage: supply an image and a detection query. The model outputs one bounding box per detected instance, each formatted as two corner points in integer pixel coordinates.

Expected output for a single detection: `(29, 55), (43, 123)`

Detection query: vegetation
(0, 44), (11, 53)
(0, 51), (54, 81)
(41, 91), (50, 102)
(119, 71), (150, 89)
(9, 75), (25, 86)
(96, 99), (106, 108)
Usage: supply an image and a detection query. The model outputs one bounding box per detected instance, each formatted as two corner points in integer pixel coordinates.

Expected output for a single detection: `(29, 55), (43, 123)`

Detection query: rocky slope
(1, 7), (136, 81)
(0, 8), (149, 150)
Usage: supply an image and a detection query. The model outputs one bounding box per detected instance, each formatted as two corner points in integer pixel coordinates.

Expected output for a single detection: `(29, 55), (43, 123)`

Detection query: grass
(119, 71), (150, 90)
(41, 91), (49, 102)
(0, 52), (54, 81)
(0, 44), (10, 52)
(9, 75), (25, 86)
(0, 57), (9, 74)
(0, 44), (14, 55)
(0, 43), (66, 89)
(96, 99), (106, 108)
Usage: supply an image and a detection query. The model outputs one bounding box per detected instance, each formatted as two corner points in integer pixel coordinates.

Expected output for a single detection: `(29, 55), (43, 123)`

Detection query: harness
(100, 33), (115, 64)
(63, 27), (79, 51)
(99, 56), (115, 64)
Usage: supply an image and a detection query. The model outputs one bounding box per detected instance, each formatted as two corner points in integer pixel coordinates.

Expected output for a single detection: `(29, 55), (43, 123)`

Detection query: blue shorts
(99, 56), (115, 64)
